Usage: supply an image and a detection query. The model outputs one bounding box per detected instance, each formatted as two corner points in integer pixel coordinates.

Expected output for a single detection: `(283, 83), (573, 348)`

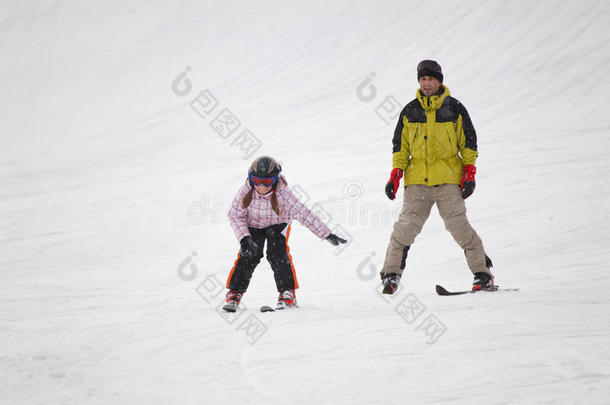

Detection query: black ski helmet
(248, 156), (281, 181)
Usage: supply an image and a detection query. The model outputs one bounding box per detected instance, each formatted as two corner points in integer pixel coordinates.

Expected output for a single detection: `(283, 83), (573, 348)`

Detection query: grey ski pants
(381, 184), (492, 276)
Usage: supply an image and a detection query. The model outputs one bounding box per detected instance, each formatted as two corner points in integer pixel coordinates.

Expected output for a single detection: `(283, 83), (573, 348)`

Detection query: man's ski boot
(472, 272), (497, 291)
(276, 289), (297, 310)
(381, 273), (401, 295)
(222, 289), (243, 312)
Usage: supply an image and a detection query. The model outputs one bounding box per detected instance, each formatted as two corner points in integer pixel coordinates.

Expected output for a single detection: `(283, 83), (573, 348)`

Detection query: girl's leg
(264, 223), (298, 291)
(226, 227), (266, 291)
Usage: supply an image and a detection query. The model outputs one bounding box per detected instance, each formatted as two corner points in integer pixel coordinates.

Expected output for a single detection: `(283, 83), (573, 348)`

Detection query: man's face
(419, 76), (441, 96)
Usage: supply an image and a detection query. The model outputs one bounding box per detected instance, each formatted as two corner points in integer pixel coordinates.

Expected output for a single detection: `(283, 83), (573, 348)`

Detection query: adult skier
(381, 60), (495, 294)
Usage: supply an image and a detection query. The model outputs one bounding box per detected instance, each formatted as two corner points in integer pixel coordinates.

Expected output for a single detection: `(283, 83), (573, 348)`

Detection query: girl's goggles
(249, 174), (278, 187)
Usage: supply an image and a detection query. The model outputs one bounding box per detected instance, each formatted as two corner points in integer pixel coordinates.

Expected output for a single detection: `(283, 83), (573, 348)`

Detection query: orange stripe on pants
(285, 225), (299, 289)
(225, 252), (241, 288)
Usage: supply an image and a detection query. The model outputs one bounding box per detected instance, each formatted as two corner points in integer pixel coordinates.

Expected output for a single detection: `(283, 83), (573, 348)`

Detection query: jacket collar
(416, 85), (450, 112)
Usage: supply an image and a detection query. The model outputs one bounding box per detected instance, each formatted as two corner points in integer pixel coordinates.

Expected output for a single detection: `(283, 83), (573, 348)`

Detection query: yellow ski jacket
(392, 86), (478, 186)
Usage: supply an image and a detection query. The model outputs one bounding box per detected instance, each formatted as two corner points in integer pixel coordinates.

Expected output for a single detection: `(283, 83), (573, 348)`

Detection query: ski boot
(276, 289), (297, 310)
(222, 289), (243, 312)
(381, 273), (401, 295)
(472, 272), (497, 291)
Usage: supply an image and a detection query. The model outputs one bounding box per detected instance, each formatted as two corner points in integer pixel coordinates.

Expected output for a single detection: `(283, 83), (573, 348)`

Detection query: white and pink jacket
(228, 176), (331, 242)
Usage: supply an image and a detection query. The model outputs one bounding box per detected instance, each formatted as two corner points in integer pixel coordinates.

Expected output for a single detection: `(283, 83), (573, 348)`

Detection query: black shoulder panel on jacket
(404, 99), (426, 123)
(392, 100), (425, 153)
(436, 98), (459, 123)
(439, 96), (477, 151)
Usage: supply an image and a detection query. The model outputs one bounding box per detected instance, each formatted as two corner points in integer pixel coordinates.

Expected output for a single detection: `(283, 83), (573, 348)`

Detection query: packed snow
(1, 0), (609, 403)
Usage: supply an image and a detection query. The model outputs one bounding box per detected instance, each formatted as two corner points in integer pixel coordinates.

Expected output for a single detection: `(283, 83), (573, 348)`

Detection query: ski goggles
(249, 174), (278, 187)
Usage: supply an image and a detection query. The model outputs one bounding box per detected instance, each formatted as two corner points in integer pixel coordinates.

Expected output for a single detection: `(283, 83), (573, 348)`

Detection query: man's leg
(225, 227), (266, 291)
(435, 185), (491, 276)
(381, 185), (434, 276)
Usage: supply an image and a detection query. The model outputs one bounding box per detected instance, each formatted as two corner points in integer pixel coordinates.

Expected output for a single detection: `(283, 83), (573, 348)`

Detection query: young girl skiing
(223, 156), (347, 311)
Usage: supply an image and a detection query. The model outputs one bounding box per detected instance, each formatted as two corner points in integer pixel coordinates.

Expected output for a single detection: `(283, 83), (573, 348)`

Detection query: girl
(223, 156), (346, 311)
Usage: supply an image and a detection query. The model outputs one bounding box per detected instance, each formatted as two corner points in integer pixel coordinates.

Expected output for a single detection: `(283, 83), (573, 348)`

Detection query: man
(380, 60), (495, 294)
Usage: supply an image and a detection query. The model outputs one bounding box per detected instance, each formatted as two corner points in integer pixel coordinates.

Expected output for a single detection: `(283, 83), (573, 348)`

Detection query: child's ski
(259, 304), (299, 312)
(222, 302), (239, 312)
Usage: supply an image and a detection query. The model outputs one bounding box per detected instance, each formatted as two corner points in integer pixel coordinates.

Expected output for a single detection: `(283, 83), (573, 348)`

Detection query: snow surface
(2, 0), (610, 404)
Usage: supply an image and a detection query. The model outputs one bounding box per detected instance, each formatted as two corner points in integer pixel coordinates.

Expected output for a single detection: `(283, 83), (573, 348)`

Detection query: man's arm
(455, 100), (478, 199)
(455, 101), (478, 165)
(392, 109), (410, 170)
(386, 108), (410, 200)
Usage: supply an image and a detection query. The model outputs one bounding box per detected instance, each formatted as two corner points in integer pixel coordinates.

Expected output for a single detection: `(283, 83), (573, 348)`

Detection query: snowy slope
(1, 0), (610, 404)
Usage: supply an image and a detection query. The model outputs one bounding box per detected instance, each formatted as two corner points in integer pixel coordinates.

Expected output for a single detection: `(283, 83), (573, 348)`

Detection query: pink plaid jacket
(228, 176), (331, 242)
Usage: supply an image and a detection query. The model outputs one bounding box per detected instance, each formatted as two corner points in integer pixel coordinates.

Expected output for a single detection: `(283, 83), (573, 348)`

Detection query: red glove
(460, 164), (476, 199)
(385, 168), (403, 200)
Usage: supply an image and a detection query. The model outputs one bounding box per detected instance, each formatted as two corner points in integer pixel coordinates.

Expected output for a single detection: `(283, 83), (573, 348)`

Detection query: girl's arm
(281, 188), (332, 239)
(228, 184), (251, 242)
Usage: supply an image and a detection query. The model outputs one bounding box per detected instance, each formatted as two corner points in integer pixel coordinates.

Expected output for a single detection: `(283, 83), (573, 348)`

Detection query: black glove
(461, 181), (475, 199)
(240, 236), (259, 260)
(326, 233), (347, 246)
(384, 182), (395, 200)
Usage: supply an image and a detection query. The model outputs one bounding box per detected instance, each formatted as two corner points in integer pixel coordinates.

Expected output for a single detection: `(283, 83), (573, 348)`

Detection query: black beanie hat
(417, 60), (443, 83)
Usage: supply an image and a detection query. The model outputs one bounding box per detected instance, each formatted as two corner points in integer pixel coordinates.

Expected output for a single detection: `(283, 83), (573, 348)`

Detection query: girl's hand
(240, 236), (259, 260)
(326, 233), (347, 246)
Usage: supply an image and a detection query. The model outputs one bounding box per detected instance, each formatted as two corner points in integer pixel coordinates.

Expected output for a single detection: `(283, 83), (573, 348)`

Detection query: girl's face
(254, 184), (273, 194)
